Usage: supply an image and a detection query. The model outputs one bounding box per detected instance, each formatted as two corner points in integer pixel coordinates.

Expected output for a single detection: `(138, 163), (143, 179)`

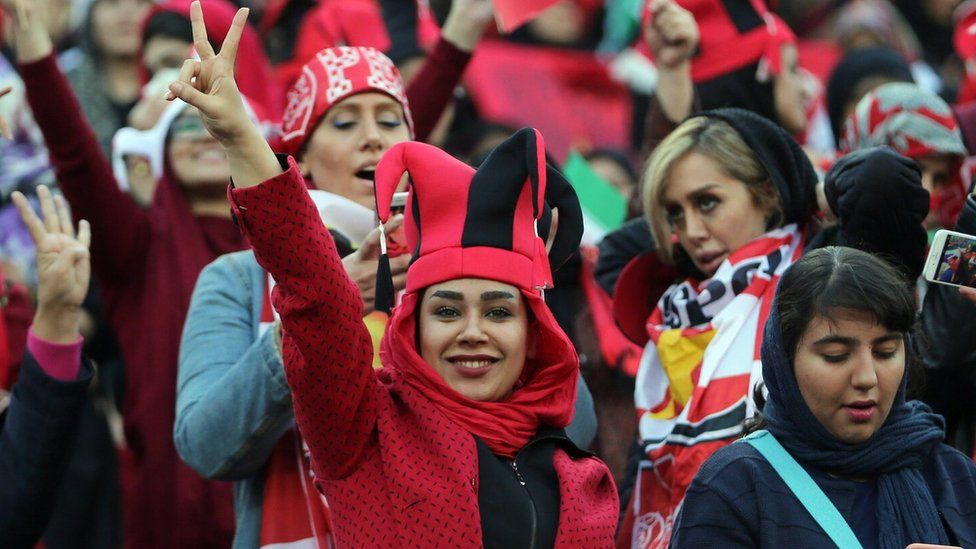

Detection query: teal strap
(741, 430), (863, 549)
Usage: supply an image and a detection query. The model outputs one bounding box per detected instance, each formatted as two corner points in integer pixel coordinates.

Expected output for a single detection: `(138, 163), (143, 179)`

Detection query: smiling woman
(671, 247), (976, 548)
(419, 279), (530, 402)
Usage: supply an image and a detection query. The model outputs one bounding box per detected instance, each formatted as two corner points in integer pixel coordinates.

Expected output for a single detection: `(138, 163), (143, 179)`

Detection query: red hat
(278, 46), (412, 155)
(955, 0), (976, 61)
(373, 128), (583, 309)
(647, 0), (796, 83)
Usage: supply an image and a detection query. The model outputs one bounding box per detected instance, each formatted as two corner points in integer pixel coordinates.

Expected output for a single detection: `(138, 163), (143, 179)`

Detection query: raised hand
(165, 0), (279, 187)
(11, 186), (91, 343)
(645, 0), (699, 70)
(342, 215), (409, 315)
(165, 1), (253, 146)
(441, 0), (494, 52)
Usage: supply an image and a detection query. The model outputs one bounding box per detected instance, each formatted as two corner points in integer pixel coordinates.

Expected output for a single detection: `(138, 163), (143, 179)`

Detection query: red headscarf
(372, 129), (583, 457)
(840, 82), (968, 228)
(278, 46), (412, 155)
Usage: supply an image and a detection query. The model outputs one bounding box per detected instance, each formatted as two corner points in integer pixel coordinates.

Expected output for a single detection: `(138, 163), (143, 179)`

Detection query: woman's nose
(457, 316), (489, 344)
(850, 352), (880, 391)
(683, 211), (709, 241)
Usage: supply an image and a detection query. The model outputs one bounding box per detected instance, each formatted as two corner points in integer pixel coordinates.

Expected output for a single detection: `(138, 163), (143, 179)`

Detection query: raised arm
(9, 1), (150, 282)
(404, 0), (491, 142)
(1, 187), (94, 546)
(165, 2), (383, 479)
(644, 0), (697, 127)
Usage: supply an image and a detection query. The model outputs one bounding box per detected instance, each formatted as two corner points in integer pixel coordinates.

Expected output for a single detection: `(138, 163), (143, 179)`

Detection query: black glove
(824, 147), (930, 281)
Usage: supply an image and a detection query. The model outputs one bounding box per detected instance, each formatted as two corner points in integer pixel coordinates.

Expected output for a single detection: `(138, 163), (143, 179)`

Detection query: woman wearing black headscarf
(825, 47), (915, 146)
(613, 107), (930, 547)
(672, 246), (976, 547)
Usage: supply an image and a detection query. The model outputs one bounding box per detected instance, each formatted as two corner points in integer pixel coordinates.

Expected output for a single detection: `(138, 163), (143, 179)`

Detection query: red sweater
(20, 55), (242, 547)
(229, 158), (618, 547)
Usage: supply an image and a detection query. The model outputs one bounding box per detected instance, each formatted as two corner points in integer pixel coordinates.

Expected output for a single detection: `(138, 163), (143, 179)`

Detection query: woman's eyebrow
(666, 184), (721, 204)
(812, 335), (856, 346)
(431, 290), (464, 301)
(481, 291), (515, 301)
(686, 184), (721, 198)
(872, 333), (903, 344)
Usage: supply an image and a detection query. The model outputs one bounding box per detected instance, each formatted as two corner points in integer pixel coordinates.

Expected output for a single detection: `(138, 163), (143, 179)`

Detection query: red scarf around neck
(381, 290), (579, 459)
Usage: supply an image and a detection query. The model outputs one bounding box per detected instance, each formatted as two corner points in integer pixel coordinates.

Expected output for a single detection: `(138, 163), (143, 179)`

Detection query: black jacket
(920, 196), (976, 456)
(0, 350), (92, 548)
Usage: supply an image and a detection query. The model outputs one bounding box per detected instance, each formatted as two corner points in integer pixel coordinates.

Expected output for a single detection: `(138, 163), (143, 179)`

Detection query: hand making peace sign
(165, 1), (252, 145)
(165, 1), (280, 187)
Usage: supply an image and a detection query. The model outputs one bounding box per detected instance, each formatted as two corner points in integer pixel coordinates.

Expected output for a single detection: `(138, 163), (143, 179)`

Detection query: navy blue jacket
(671, 440), (976, 548)
(0, 350), (92, 548)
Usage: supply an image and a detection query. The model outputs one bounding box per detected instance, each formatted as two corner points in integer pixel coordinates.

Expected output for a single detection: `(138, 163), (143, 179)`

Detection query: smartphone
(390, 192), (408, 216)
(924, 229), (976, 288)
(384, 192), (410, 258)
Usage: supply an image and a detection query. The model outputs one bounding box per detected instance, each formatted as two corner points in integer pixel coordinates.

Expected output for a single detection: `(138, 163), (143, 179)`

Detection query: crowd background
(2, 0), (976, 547)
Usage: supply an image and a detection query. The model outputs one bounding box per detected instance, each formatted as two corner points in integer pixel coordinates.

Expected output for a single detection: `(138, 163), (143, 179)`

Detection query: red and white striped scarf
(625, 225), (803, 548)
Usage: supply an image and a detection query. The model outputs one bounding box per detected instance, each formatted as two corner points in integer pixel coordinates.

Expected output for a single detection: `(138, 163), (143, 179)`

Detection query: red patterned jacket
(229, 157), (618, 547)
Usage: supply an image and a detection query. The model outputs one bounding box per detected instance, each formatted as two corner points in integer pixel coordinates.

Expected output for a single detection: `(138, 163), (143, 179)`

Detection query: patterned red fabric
(278, 47), (412, 155)
(840, 82), (968, 228)
(229, 158), (619, 547)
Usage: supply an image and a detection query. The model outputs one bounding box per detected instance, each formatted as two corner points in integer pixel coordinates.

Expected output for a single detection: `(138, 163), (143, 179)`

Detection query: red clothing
(403, 37), (472, 143)
(20, 54), (241, 547)
(230, 157), (618, 547)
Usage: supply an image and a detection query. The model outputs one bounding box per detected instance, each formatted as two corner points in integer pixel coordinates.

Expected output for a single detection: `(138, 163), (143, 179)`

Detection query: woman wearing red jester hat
(165, 3), (618, 547)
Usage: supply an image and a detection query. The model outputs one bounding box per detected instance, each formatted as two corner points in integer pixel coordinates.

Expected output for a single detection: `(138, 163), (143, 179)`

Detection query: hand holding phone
(923, 229), (976, 290)
(385, 192), (409, 258)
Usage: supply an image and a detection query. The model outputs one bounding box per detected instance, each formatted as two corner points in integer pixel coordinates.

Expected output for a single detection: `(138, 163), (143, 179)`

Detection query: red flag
(464, 40), (631, 163)
(492, 0), (561, 32)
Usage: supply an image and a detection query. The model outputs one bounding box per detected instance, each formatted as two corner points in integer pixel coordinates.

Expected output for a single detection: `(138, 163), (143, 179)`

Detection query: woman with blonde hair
(614, 108), (931, 548)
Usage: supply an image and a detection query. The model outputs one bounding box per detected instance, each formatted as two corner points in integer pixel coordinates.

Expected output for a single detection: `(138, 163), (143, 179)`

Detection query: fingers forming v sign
(11, 186), (91, 311)
(165, 1), (252, 145)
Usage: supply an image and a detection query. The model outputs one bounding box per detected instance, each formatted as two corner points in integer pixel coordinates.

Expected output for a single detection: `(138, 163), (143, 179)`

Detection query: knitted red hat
(647, 0), (796, 83)
(278, 46), (412, 155)
(373, 128), (582, 308)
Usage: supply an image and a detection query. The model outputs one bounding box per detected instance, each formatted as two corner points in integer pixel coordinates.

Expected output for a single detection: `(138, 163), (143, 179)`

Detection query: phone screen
(934, 234), (976, 288)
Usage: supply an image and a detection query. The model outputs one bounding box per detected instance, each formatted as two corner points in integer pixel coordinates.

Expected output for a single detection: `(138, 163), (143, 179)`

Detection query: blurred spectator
(825, 47), (915, 146)
(66, 0), (152, 156)
(139, 0), (281, 120)
(840, 81), (968, 230)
